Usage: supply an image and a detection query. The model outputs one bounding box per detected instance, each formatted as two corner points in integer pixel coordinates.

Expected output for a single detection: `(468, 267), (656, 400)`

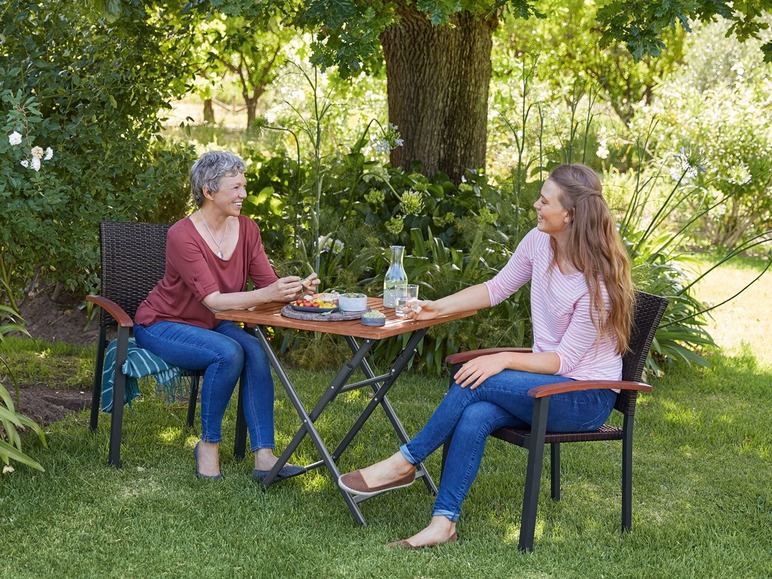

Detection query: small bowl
(338, 292), (368, 312)
(361, 309), (386, 326)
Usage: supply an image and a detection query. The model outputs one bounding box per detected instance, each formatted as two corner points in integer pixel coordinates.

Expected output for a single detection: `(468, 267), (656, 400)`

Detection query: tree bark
(203, 98), (215, 124)
(380, 6), (497, 183)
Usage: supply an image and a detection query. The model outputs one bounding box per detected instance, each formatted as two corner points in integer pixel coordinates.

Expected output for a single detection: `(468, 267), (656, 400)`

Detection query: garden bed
(11, 291), (96, 425)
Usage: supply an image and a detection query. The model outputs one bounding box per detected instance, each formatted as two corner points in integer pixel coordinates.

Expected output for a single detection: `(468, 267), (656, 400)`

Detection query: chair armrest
(86, 295), (133, 328)
(445, 347), (533, 365)
(527, 380), (653, 399)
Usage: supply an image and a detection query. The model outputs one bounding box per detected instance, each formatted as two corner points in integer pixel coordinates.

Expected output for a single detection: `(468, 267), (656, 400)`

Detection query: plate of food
(290, 295), (339, 313)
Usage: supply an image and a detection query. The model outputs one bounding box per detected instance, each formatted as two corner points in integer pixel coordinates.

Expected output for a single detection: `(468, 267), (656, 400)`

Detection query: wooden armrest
(86, 295), (133, 328)
(527, 380), (653, 399)
(445, 347), (533, 365)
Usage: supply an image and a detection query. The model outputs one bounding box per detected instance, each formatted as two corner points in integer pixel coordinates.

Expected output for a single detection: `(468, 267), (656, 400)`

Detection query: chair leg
(621, 415), (635, 532)
(186, 375), (199, 428)
(519, 397), (550, 552)
(550, 443), (561, 501)
(90, 327), (107, 432)
(107, 328), (130, 468)
(233, 379), (248, 460)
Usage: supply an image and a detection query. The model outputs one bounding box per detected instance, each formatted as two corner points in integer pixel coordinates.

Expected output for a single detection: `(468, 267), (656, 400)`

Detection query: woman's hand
(298, 272), (321, 297)
(453, 353), (509, 390)
(406, 300), (438, 321)
(267, 276), (306, 303)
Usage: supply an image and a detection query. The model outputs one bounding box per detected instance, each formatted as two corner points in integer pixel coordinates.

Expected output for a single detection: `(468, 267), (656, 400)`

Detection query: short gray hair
(190, 151), (246, 207)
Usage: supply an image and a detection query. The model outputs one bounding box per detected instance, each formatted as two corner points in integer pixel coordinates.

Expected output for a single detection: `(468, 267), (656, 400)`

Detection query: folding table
(216, 298), (477, 524)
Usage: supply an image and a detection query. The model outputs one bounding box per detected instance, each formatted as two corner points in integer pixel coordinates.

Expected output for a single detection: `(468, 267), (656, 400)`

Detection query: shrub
(0, 0), (198, 308)
(630, 18), (772, 250)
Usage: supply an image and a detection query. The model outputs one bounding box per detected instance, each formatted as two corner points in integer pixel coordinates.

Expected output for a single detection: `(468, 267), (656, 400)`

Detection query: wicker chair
(87, 221), (248, 467)
(444, 290), (668, 551)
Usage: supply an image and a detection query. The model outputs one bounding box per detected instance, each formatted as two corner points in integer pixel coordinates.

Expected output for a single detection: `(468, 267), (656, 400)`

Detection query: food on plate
(292, 295), (338, 309)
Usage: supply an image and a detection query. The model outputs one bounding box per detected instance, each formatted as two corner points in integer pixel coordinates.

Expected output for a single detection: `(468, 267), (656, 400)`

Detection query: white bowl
(338, 292), (368, 312)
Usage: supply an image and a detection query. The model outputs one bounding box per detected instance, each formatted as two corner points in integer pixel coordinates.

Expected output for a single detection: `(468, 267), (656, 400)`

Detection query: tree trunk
(244, 86), (265, 130)
(380, 7), (496, 183)
(203, 98), (215, 124)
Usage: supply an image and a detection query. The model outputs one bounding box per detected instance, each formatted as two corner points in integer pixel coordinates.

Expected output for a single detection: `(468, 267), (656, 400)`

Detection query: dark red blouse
(135, 215), (278, 329)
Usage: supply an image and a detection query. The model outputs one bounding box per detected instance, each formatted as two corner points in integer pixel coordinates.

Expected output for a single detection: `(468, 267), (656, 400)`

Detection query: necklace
(198, 210), (227, 259)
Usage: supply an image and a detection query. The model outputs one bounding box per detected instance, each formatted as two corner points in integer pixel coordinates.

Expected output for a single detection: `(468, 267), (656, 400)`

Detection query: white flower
(31, 157), (41, 171)
(31, 146), (44, 159)
(44, 147), (54, 160)
(20, 159), (30, 168)
(372, 138), (391, 155)
(596, 143), (609, 160)
(8, 131), (22, 146)
(2, 465), (14, 474)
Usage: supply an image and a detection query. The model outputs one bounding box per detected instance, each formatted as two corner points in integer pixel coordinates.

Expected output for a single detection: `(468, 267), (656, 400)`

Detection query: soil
(10, 290), (98, 426)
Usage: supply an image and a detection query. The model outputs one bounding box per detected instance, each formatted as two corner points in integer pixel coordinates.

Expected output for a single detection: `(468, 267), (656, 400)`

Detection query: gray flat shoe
(253, 464), (306, 481)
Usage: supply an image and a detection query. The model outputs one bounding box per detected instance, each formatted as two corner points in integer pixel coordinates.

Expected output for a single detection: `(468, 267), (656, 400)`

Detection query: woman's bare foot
(389, 516), (458, 549)
(194, 440), (221, 478)
(355, 452), (416, 487)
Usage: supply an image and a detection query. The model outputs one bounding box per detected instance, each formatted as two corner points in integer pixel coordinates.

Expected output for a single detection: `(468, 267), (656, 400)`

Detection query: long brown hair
(548, 164), (635, 353)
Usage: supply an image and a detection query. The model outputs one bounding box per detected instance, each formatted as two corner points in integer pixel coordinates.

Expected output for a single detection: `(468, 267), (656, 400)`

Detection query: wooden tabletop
(216, 298), (477, 340)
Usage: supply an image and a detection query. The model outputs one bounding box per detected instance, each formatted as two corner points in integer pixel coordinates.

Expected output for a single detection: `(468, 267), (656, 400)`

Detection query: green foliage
(196, 11), (293, 127)
(0, 305), (47, 473)
(496, 0), (687, 123)
(631, 18), (772, 250)
(0, 0), (198, 305)
(595, 0), (772, 61)
(610, 141), (772, 374)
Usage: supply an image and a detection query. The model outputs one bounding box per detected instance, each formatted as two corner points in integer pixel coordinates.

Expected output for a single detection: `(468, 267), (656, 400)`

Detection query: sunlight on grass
(661, 400), (702, 428)
(299, 471), (330, 492)
(693, 256), (771, 368)
(157, 427), (184, 444)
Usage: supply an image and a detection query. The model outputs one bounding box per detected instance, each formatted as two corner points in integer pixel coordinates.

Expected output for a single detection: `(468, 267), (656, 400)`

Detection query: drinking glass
(395, 284), (419, 317)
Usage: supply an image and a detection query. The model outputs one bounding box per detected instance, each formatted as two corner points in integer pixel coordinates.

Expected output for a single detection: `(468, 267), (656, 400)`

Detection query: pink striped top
(484, 228), (622, 381)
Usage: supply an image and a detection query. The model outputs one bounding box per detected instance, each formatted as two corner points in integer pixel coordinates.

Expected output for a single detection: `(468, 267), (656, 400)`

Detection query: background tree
(281, 0), (772, 182)
(495, 0), (687, 124)
(201, 14), (292, 129)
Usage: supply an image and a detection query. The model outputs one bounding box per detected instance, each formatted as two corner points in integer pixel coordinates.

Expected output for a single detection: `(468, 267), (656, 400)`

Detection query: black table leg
(252, 324), (436, 525)
(252, 326), (375, 525)
(332, 331), (437, 495)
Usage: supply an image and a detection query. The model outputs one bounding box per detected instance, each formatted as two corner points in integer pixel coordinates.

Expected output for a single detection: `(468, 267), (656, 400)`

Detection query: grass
(2, 257), (771, 578)
(692, 254), (772, 368)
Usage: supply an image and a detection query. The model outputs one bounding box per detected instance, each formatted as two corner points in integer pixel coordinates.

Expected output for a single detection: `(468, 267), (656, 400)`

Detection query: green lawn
(2, 258), (771, 578)
(2, 346), (771, 578)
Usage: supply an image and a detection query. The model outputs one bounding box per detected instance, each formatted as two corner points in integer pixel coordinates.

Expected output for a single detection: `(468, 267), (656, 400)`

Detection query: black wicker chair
(87, 221), (248, 467)
(444, 290), (668, 551)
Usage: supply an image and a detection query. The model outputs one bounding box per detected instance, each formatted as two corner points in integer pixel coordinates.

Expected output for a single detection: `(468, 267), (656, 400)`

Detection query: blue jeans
(399, 370), (617, 522)
(134, 320), (274, 452)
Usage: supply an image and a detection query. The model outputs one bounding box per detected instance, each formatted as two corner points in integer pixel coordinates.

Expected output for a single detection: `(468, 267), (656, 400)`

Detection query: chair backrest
(615, 290), (669, 414)
(97, 221), (171, 329)
(621, 291), (669, 382)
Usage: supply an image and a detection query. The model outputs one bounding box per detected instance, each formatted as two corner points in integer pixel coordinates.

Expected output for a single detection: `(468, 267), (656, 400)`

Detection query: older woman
(134, 151), (318, 480)
(339, 163), (635, 548)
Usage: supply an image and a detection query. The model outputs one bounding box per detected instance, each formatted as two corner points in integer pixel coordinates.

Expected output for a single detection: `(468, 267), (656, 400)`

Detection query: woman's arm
(412, 283), (492, 320)
(452, 350), (561, 389)
(202, 276), (308, 313)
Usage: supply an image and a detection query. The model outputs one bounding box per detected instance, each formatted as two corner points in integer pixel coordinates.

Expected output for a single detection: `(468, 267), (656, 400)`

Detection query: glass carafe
(383, 245), (408, 308)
